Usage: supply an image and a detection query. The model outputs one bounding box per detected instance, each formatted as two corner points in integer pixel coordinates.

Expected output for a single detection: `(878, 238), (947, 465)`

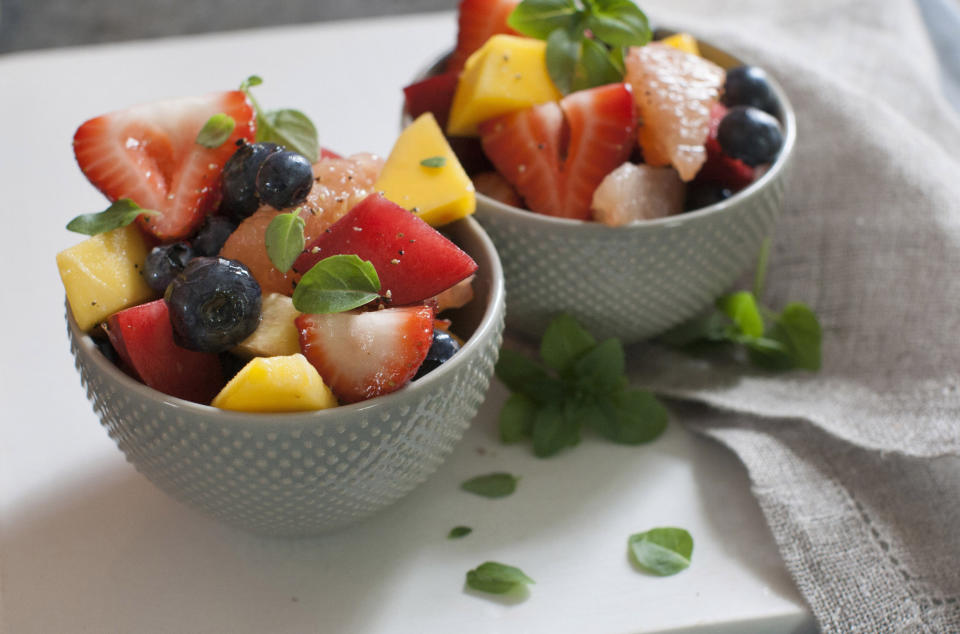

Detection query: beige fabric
(627, 0), (960, 630)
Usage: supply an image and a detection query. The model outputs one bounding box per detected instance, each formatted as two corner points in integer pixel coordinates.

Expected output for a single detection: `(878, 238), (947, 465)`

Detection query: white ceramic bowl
(67, 217), (505, 536)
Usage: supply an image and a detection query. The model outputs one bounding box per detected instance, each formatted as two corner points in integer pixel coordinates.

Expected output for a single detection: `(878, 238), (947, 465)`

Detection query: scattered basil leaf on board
(448, 526), (473, 539)
(466, 562), (535, 594)
(461, 473), (519, 498)
(495, 314), (667, 457)
(264, 210), (305, 273)
(292, 254), (380, 314)
(628, 527), (693, 576)
(239, 75), (320, 162)
(195, 113), (236, 148)
(420, 156), (447, 168)
(66, 199), (159, 235)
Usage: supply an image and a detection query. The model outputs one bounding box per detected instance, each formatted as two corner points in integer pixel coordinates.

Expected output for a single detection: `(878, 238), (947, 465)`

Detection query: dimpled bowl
(67, 217), (504, 536)
(414, 38), (795, 343)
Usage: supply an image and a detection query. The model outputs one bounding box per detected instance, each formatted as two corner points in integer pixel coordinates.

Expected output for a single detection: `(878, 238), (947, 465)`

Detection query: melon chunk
(57, 224), (155, 331)
(212, 353), (338, 413)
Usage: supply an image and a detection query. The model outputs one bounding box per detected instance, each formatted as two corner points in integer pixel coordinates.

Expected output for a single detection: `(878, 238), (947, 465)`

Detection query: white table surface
(0, 12), (814, 634)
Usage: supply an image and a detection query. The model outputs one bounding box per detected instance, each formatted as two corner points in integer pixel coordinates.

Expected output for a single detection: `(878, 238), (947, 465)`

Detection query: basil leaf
(292, 254), (380, 314)
(573, 37), (622, 91)
(532, 402), (579, 457)
(584, 0), (651, 47)
(495, 349), (564, 403)
(500, 392), (537, 443)
(258, 108), (319, 163)
(461, 472), (519, 498)
(66, 199), (159, 236)
(605, 389), (668, 445)
(196, 113), (236, 149)
(573, 338), (625, 396)
(448, 526), (472, 539)
(508, 0), (580, 39)
(540, 313), (596, 374)
(770, 303), (822, 371)
(466, 561), (534, 595)
(545, 26), (581, 95)
(608, 44), (626, 75)
(264, 210), (305, 273)
(718, 291), (764, 338)
(628, 527), (693, 576)
(420, 156), (447, 168)
(239, 75), (263, 91)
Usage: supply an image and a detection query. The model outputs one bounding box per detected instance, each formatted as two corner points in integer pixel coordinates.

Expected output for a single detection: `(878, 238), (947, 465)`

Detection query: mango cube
(232, 293), (301, 358)
(447, 35), (562, 137)
(661, 33), (701, 57)
(375, 113), (476, 226)
(56, 224), (155, 331)
(211, 353), (338, 413)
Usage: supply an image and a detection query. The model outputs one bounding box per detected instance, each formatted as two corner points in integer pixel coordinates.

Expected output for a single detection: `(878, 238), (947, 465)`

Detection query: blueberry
(414, 329), (462, 379)
(143, 242), (195, 293)
(220, 141), (282, 221)
(165, 257), (262, 353)
(192, 215), (237, 257)
(256, 151), (314, 210)
(723, 66), (781, 118)
(717, 106), (783, 167)
(684, 183), (732, 211)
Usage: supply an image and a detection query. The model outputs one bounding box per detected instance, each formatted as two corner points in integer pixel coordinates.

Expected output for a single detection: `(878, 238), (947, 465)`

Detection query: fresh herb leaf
(448, 526), (473, 539)
(628, 527), (693, 576)
(500, 392), (537, 443)
(292, 254), (380, 314)
(766, 303), (822, 370)
(601, 389), (668, 444)
(240, 75), (320, 162)
(545, 26), (581, 95)
(66, 199), (159, 235)
(572, 338), (626, 396)
(466, 561), (535, 594)
(420, 156), (447, 168)
(718, 291), (764, 339)
(573, 37), (623, 91)
(196, 113), (236, 148)
(540, 312), (595, 374)
(508, 0), (580, 39)
(583, 0), (651, 47)
(461, 472), (519, 498)
(264, 210), (305, 273)
(495, 348), (565, 403)
(532, 402), (579, 457)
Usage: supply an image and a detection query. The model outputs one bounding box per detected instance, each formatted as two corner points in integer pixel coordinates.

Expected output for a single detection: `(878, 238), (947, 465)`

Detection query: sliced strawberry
(403, 71), (460, 130)
(73, 91), (256, 242)
(479, 83), (636, 220)
(296, 305), (435, 403)
(694, 102), (755, 191)
(293, 193), (478, 306)
(106, 299), (224, 404)
(447, 0), (520, 73)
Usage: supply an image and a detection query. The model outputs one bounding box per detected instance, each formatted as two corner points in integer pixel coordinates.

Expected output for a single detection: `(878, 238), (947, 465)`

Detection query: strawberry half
(447, 0), (520, 73)
(73, 91), (256, 242)
(296, 305), (435, 404)
(479, 82), (636, 220)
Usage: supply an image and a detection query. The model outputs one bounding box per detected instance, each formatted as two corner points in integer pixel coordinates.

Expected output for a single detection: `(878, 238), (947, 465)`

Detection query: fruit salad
(403, 0), (787, 226)
(58, 81), (480, 412)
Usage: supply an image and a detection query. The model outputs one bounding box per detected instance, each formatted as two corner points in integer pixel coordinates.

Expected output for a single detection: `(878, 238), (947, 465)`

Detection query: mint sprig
(264, 209), (305, 273)
(240, 75), (319, 162)
(495, 314), (668, 457)
(292, 254), (381, 314)
(508, 0), (651, 94)
(66, 199), (159, 235)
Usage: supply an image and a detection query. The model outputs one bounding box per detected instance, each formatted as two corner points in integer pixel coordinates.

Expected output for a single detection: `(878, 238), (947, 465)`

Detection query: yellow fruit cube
(447, 35), (562, 137)
(660, 33), (701, 57)
(232, 293), (301, 358)
(375, 113), (476, 226)
(56, 224), (155, 331)
(212, 353), (338, 413)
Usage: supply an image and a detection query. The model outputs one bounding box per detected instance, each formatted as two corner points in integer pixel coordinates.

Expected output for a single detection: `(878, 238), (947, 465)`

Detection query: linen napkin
(627, 0), (960, 630)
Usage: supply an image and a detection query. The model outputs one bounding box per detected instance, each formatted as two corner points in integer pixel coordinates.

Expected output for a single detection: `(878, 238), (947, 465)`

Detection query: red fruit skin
(106, 299), (224, 404)
(296, 305), (435, 404)
(447, 0), (520, 73)
(292, 194), (478, 306)
(695, 102), (756, 191)
(73, 91), (257, 242)
(319, 147), (342, 160)
(403, 71), (460, 130)
(479, 82), (636, 220)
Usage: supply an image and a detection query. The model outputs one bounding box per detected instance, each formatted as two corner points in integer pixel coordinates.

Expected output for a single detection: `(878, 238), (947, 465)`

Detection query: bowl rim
(68, 215), (505, 426)
(408, 35), (797, 235)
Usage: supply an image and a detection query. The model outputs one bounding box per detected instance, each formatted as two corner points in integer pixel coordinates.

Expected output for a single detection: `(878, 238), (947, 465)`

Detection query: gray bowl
(413, 39), (795, 344)
(67, 217), (505, 536)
